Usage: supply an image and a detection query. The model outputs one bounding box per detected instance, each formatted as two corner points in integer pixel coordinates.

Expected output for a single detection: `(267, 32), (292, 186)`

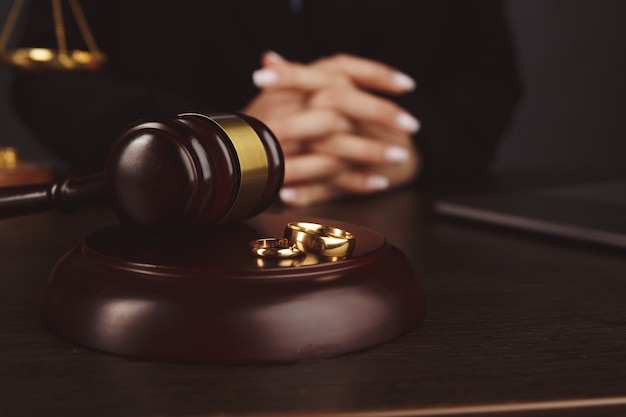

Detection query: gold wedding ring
(284, 222), (356, 258)
(249, 238), (303, 259)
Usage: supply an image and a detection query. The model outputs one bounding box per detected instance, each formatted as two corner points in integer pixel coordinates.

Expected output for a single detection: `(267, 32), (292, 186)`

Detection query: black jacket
(11, 0), (521, 180)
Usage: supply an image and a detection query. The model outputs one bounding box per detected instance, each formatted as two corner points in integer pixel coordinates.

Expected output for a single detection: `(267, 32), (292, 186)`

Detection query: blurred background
(495, 0), (626, 173)
(1, 0), (625, 173)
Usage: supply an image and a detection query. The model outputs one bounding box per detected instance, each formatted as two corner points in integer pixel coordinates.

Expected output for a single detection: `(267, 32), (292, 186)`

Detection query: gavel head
(105, 112), (284, 232)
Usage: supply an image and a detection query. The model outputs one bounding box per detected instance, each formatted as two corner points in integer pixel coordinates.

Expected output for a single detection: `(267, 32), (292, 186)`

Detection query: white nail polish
(279, 188), (298, 203)
(396, 113), (420, 133)
(393, 72), (416, 91)
(366, 175), (390, 190)
(253, 69), (279, 87)
(385, 146), (409, 163)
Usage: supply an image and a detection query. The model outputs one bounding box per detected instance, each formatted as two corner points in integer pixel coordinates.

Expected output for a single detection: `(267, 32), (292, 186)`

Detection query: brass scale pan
(0, 0), (105, 72)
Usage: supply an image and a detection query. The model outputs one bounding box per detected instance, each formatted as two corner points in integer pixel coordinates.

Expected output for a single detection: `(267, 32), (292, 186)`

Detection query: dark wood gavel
(0, 113), (284, 231)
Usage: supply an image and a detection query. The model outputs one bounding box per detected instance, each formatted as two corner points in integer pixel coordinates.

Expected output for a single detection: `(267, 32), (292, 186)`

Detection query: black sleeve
(408, 0), (522, 183)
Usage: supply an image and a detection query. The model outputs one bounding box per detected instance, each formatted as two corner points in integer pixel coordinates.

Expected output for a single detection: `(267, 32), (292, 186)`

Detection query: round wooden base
(43, 214), (425, 364)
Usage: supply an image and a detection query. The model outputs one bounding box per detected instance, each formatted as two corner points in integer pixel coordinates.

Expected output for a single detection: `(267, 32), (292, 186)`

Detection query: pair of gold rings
(249, 222), (356, 261)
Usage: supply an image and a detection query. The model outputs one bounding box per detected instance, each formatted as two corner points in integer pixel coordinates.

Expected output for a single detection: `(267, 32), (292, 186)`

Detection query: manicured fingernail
(264, 50), (286, 64)
(253, 69), (279, 87)
(366, 175), (390, 190)
(396, 112), (420, 133)
(385, 146), (409, 163)
(279, 188), (298, 203)
(393, 72), (416, 91)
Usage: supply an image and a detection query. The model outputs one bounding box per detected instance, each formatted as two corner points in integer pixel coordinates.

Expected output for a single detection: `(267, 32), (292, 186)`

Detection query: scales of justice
(0, 0), (425, 364)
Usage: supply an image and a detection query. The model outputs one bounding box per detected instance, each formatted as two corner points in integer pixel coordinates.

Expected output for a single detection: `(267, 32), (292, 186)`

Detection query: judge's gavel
(0, 113), (284, 231)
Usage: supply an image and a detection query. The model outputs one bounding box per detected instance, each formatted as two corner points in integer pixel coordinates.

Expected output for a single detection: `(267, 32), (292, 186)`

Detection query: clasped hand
(243, 52), (421, 207)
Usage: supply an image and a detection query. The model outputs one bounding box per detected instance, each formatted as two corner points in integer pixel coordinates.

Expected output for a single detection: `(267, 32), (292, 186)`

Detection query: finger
(280, 141), (305, 156)
(309, 133), (411, 166)
(310, 86), (420, 134)
(332, 170), (391, 194)
(258, 51), (416, 94)
(283, 153), (345, 184)
(267, 108), (352, 142)
(314, 53), (416, 93)
(279, 184), (343, 207)
(253, 60), (349, 92)
(278, 170), (392, 207)
(261, 50), (288, 66)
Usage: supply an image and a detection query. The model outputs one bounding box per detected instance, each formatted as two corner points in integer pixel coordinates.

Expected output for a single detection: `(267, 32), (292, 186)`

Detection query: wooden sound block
(43, 213), (425, 364)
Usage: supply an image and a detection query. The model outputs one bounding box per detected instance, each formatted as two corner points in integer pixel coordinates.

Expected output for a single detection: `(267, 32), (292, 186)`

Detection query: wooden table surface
(2, 176), (626, 417)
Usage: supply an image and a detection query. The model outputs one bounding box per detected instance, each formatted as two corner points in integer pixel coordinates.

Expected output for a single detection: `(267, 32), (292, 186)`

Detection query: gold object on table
(249, 238), (303, 259)
(0, 147), (18, 169)
(0, 0), (106, 71)
(250, 237), (305, 268)
(0, 147), (53, 186)
(284, 222), (356, 258)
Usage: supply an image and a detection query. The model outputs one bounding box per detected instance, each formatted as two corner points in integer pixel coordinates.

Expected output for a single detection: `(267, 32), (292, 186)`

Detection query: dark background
(1, 0), (625, 173)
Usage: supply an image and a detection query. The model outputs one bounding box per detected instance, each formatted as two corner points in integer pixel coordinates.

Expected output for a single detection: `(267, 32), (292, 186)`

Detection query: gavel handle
(0, 173), (108, 219)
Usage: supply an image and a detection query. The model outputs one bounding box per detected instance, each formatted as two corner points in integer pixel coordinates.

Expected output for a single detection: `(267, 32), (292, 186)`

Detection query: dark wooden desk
(3, 182), (626, 417)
